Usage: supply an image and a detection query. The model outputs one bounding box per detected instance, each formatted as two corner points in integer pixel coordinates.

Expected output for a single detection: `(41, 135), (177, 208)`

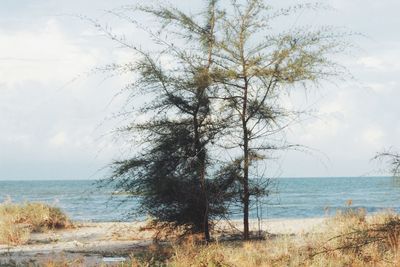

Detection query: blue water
(0, 177), (399, 222)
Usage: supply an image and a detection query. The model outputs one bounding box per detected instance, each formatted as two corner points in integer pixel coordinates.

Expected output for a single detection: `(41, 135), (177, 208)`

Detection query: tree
(205, 0), (348, 239)
(103, 0), (228, 242)
(374, 150), (400, 178)
(97, 0), (348, 241)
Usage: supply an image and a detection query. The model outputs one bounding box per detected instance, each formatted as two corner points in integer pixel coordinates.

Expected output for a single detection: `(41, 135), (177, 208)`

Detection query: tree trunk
(203, 205), (210, 242)
(242, 78), (250, 240)
(194, 113), (210, 242)
(199, 154), (210, 242)
(243, 141), (250, 240)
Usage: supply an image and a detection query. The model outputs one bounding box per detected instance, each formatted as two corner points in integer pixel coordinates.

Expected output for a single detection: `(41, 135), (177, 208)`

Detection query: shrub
(0, 216), (30, 246)
(0, 201), (72, 245)
(150, 210), (400, 266)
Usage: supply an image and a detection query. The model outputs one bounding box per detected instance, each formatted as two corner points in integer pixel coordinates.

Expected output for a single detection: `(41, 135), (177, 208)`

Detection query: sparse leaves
(101, 0), (350, 241)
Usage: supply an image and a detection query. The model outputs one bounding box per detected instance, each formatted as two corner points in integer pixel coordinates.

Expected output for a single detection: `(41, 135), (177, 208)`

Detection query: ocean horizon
(0, 176), (398, 222)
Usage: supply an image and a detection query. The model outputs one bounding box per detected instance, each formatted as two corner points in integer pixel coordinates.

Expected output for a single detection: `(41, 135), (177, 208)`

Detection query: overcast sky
(1, 0), (399, 180)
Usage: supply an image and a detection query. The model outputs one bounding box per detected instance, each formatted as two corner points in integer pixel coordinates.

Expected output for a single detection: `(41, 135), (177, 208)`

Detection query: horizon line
(0, 176), (392, 181)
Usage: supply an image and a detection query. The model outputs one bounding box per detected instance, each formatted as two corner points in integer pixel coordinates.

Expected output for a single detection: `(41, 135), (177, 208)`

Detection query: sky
(0, 0), (399, 179)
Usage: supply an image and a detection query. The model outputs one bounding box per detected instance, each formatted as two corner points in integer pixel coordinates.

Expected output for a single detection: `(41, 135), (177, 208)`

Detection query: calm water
(0, 177), (399, 222)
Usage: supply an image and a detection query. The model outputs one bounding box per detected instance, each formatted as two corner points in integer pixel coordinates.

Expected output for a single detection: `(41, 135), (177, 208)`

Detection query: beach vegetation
(375, 150), (400, 178)
(5, 210), (400, 266)
(124, 210), (400, 266)
(197, 0), (349, 239)
(102, 0), (232, 242)
(0, 201), (71, 245)
(98, 0), (350, 241)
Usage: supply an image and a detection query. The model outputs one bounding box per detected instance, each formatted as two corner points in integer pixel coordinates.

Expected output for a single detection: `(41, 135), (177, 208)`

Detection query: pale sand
(0, 217), (326, 266)
(215, 217), (327, 236)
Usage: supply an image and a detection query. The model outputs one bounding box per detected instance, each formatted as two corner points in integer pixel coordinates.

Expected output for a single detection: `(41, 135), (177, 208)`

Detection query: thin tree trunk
(243, 142), (250, 240)
(194, 113), (210, 242)
(194, 2), (215, 242)
(199, 6), (215, 242)
(242, 78), (250, 240)
(199, 150), (210, 242)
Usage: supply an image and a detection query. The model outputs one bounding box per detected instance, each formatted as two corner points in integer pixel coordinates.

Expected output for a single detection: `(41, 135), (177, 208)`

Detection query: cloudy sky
(0, 0), (399, 180)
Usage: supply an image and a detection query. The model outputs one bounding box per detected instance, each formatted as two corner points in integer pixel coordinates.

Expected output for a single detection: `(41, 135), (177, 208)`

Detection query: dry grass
(0, 217), (30, 246)
(125, 209), (400, 267)
(3, 209), (400, 266)
(41, 257), (85, 267)
(0, 201), (72, 245)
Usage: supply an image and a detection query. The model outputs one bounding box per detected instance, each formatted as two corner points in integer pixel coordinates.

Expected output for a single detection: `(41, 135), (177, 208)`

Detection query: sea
(0, 177), (399, 222)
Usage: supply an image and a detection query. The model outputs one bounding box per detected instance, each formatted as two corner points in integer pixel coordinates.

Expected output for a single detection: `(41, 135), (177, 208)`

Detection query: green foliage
(112, 123), (201, 231)
(100, 0), (349, 240)
(103, 1), (230, 241)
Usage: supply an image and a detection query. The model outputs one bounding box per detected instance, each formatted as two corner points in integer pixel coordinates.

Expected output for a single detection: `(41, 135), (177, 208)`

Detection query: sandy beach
(0, 217), (326, 266)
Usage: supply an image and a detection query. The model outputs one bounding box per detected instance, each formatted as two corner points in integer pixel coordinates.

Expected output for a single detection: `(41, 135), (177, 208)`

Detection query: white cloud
(357, 56), (386, 70)
(49, 132), (67, 147)
(0, 19), (99, 88)
(363, 81), (398, 93)
(0, 18), (129, 179)
(319, 99), (347, 116)
(357, 50), (400, 72)
(361, 126), (385, 148)
(298, 117), (341, 143)
(2, 0), (400, 179)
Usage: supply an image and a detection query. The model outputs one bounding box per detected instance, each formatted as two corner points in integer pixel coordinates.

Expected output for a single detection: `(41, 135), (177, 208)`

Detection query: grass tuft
(0, 201), (72, 245)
